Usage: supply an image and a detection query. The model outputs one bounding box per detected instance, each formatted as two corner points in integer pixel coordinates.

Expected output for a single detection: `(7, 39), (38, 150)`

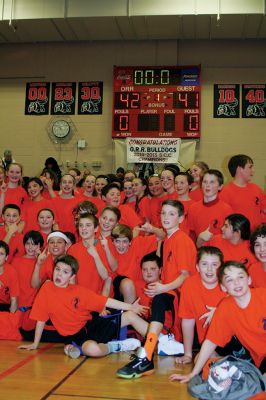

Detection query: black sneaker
(116, 347), (154, 379)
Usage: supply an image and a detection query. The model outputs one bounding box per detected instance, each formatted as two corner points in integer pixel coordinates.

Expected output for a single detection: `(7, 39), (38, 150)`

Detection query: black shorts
(0, 304), (10, 312)
(64, 312), (123, 346)
(113, 275), (128, 301)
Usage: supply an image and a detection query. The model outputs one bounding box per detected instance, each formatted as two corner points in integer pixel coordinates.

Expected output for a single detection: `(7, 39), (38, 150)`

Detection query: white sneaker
(64, 344), (81, 359)
(157, 333), (184, 356)
(112, 338), (141, 352)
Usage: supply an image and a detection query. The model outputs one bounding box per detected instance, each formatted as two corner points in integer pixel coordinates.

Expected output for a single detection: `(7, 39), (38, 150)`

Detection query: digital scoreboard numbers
(112, 66), (201, 138)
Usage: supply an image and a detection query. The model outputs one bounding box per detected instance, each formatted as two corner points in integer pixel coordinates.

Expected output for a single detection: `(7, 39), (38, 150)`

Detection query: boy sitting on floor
(19, 254), (149, 359)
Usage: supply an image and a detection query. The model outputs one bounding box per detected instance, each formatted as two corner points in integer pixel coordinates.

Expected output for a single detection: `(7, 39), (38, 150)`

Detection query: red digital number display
(112, 66), (200, 138)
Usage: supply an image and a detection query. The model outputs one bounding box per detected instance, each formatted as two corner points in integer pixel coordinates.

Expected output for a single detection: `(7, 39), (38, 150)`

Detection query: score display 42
(112, 66), (201, 139)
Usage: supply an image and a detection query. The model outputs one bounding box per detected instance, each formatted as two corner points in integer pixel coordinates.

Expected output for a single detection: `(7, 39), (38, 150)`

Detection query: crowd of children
(0, 154), (265, 389)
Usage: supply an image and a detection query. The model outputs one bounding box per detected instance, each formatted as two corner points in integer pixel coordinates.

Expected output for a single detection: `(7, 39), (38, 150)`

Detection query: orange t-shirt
(145, 194), (168, 228)
(177, 198), (195, 235)
(118, 204), (142, 229)
(135, 278), (182, 341)
(206, 234), (257, 268)
(51, 196), (82, 234)
(30, 280), (107, 336)
(21, 198), (58, 232)
(4, 186), (28, 208)
(135, 196), (150, 225)
(249, 262), (266, 288)
(0, 226), (24, 263)
(39, 255), (54, 283)
(178, 273), (226, 343)
(189, 187), (203, 202)
(187, 198), (233, 238)
(68, 240), (108, 293)
(161, 229), (196, 285)
(114, 235), (157, 282)
(206, 288), (266, 367)
(220, 182), (266, 230)
(0, 263), (19, 304)
(12, 256), (38, 307)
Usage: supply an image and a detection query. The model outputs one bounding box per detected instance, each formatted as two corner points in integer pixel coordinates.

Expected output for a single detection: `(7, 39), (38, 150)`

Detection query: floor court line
(41, 356), (88, 400)
(51, 395), (137, 399)
(0, 343), (55, 381)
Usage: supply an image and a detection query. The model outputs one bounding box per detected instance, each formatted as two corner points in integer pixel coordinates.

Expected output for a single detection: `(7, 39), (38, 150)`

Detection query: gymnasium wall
(0, 39), (265, 187)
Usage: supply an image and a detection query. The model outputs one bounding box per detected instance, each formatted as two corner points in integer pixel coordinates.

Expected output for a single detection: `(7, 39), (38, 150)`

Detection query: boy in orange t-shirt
(249, 223), (266, 288)
(19, 254), (149, 358)
(0, 204), (24, 263)
(205, 213), (256, 267)
(176, 246), (226, 365)
(170, 261), (266, 383)
(101, 183), (142, 233)
(187, 169), (232, 247)
(220, 154), (266, 230)
(31, 231), (71, 289)
(117, 200), (196, 379)
(12, 231), (44, 331)
(111, 223), (163, 303)
(134, 252), (182, 350)
(68, 213), (115, 295)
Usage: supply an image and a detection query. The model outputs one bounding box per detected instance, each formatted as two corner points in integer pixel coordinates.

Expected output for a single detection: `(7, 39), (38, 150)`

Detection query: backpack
(188, 356), (266, 400)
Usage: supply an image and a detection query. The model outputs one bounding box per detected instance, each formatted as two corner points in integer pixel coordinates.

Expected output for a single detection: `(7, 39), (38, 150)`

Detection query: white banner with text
(126, 137), (181, 164)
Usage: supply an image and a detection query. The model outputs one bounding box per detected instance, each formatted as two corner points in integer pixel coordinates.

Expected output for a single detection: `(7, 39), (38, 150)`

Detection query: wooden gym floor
(0, 340), (196, 400)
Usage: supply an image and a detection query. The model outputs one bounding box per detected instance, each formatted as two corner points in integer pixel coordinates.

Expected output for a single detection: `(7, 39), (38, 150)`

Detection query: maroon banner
(213, 84), (240, 118)
(242, 84), (266, 118)
(51, 82), (76, 115)
(78, 81), (103, 114)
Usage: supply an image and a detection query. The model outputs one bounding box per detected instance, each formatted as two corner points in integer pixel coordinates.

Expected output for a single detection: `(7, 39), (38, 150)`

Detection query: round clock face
(52, 120), (70, 138)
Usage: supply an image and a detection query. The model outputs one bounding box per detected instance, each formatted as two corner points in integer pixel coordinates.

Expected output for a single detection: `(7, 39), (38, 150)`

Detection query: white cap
(47, 231), (71, 244)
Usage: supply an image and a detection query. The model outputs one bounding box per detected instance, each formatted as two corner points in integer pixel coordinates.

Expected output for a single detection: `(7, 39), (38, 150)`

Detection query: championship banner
(51, 82), (76, 115)
(242, 84), (266, 118)
(126, 138), (181, 164)
(78, 81), (103, 114)
(25, 82), (50, 115)
(213, 84), (240, 118)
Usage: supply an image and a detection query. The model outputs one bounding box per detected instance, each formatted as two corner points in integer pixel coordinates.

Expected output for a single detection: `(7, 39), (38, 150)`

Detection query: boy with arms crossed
(187, 169), (232, 247)
(220, 154), (266, 230)
(19, 255), (148, 358)
(117, 200), (196, 379)
(170, 261), (266, 383)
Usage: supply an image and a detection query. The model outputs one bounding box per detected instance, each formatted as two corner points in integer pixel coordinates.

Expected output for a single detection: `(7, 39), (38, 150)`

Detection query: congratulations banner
(126, 137), (181, 164)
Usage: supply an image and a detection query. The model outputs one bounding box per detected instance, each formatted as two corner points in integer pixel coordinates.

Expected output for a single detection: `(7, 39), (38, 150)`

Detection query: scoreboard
(112, 65), (201, 139)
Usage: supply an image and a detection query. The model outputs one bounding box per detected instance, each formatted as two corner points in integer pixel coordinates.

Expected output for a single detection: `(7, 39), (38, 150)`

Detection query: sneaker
(64, 343), (81, 359)
(157, 333), (184, 356)
(111, 338), (141, 352)
(116, 347), (154, 379)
